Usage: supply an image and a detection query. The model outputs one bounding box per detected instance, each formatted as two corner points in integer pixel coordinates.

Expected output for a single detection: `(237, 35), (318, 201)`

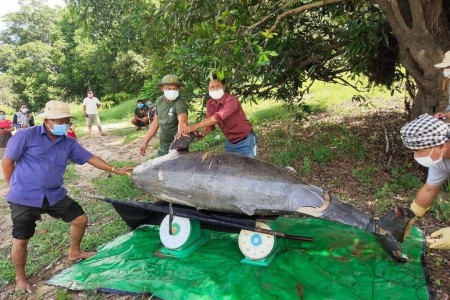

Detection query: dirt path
(0, 124), (157, 299)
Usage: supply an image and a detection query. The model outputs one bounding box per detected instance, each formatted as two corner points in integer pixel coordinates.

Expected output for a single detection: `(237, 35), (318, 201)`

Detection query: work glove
(427, 227), (450, 250)
(404, 201), (428, 239)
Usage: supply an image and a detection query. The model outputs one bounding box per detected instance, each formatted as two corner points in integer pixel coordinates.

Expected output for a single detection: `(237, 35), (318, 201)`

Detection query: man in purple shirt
(2, 100), (133, 293)
(180, 76), (257, 157)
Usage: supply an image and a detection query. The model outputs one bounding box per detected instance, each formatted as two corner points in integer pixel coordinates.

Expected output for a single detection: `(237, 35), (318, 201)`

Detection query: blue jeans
(224, 132), (257, 158)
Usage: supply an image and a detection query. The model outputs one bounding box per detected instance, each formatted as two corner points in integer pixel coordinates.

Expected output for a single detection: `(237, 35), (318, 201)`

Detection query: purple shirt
(4, 124), (93, 207)
(206, 93), (252, 143)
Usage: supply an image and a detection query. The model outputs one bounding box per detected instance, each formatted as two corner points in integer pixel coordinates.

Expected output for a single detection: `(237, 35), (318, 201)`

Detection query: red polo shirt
(206, 93), (253, 143)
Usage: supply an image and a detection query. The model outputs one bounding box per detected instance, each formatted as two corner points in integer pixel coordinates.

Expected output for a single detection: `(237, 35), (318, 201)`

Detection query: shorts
(10, 195), (85, 240)
(86, 114), (101, 126)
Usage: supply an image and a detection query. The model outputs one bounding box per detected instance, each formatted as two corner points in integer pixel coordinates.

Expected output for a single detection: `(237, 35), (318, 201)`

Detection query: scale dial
(159, 215), (192, 249)
(238, 221), (275, 260)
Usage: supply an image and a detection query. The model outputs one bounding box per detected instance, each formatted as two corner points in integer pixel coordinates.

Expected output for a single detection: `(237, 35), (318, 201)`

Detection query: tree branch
(269, 0), (346, 33)
(408, 0), (426, 32)
(389, 0), (410, 32)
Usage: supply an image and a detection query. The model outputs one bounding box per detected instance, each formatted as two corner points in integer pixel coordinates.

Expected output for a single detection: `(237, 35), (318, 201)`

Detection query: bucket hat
(40, 100), (74, 119)
(157, 75), (185, 87)
(434, 51), (450, 68)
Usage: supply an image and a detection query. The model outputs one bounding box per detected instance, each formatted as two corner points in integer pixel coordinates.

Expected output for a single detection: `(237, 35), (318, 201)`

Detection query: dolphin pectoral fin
(233, 202), (256, 216)
(169, 132), (198, 152)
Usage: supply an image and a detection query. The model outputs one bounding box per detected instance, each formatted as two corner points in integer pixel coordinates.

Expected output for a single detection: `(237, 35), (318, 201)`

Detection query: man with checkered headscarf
(400, 113), (450, 250)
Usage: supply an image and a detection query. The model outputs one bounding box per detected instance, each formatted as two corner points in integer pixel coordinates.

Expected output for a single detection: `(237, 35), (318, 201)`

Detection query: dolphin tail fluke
(374, 207), (415, 263)
(377, 207), (415, 243)
(320, 195), (414, 262)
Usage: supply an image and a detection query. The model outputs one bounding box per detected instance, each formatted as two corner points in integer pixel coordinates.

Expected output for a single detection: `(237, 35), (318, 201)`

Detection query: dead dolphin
(131, 136), (414, 262)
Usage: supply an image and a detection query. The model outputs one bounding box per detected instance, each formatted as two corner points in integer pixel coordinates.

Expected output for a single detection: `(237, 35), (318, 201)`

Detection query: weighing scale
(238, 221), (281, 266)
(159, 215), (208, 258)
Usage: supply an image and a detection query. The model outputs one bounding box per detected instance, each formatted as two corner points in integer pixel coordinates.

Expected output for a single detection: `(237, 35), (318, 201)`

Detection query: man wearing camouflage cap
(400, 113), (450, 250)
(140, 75), (188, 157)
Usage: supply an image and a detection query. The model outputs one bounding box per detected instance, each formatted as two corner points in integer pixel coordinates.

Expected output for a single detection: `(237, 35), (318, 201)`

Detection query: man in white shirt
(82, 89), (106, 136)
(400, 114), (450, 250)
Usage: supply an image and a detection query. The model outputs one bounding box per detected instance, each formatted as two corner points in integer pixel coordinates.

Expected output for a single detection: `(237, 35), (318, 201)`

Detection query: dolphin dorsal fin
(169, 132), (199, 152)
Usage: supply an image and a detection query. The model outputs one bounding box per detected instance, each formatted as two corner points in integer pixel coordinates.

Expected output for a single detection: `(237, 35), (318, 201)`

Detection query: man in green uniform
(140, 75), (188, 157)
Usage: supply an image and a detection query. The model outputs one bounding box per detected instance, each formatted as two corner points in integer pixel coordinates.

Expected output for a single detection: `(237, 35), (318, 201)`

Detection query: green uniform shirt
(156, 95), (188, 153)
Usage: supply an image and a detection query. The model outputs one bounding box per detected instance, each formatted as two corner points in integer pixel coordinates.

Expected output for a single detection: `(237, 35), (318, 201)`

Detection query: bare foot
(15, 277), (32, 294)
(68, 251), (96, 262)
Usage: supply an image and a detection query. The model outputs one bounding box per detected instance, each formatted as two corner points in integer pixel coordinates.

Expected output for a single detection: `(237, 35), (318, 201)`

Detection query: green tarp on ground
(48, 217), (430, 299)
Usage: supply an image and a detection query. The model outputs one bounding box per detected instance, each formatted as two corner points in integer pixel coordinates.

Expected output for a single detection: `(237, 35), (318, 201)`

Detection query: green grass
(263, 121), (366, 167)
(63, 163), (79, 182)
(305, 79), (402, 113)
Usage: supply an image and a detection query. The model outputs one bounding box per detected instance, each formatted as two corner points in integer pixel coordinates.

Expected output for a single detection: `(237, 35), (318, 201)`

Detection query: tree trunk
(374, 0), (450, 119)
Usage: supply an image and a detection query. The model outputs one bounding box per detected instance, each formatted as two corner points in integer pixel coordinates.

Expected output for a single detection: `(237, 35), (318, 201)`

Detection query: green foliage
(101, 92), (132, 106)
(189, 132), (225, 152)
(373, 168), (423, 213)
(0, 255), (14, 287)
(56, 288), (72, 300)
(92, 161), (143, 200)
(374, 183), (396, 200)
(397, 173), (423, 190)
(113, 50), (148, 94)
(352, 167), (376, 187)
(430, 198), (450, 222)
(0, 0), (420, 116)
(312, 146), (334, 164)
(331, 135), (365, 160)
(250, 104), (289, 125)
(272, 150), (299, 167)
(301, 157), (312, 176)
(99, 99), (136, 122)
(63, 164), (79, 182)
(0, 74), (17, 107)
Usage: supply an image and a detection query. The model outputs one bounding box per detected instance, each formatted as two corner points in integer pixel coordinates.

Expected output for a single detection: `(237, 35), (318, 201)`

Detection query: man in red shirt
(181, 76), (256, 157)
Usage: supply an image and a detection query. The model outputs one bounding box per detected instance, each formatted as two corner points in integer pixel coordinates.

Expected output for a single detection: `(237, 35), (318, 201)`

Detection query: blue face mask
(0, 115), (5, 120)
(137, 103), (144, 109)
(50, 120), (68, 136)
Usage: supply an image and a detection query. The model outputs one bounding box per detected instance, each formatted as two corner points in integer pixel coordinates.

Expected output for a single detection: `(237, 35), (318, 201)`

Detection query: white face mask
(443, 69), (450, 78)
(21, 108), (28, 114)
(414, 148), (443, 168)
(164, 90), (179, 101)
(209, 89), (224, 100)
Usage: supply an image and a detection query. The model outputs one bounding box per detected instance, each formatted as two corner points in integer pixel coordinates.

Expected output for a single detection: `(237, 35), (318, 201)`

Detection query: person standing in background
(434, 51), (450, 111)
(0, 110), (15, 149)
(13, 103), (34, 131)
(82, 89), (106, 136)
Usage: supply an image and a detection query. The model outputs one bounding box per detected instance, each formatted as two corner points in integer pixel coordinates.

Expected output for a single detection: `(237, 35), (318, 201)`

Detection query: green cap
(157, 74), (185, 87)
